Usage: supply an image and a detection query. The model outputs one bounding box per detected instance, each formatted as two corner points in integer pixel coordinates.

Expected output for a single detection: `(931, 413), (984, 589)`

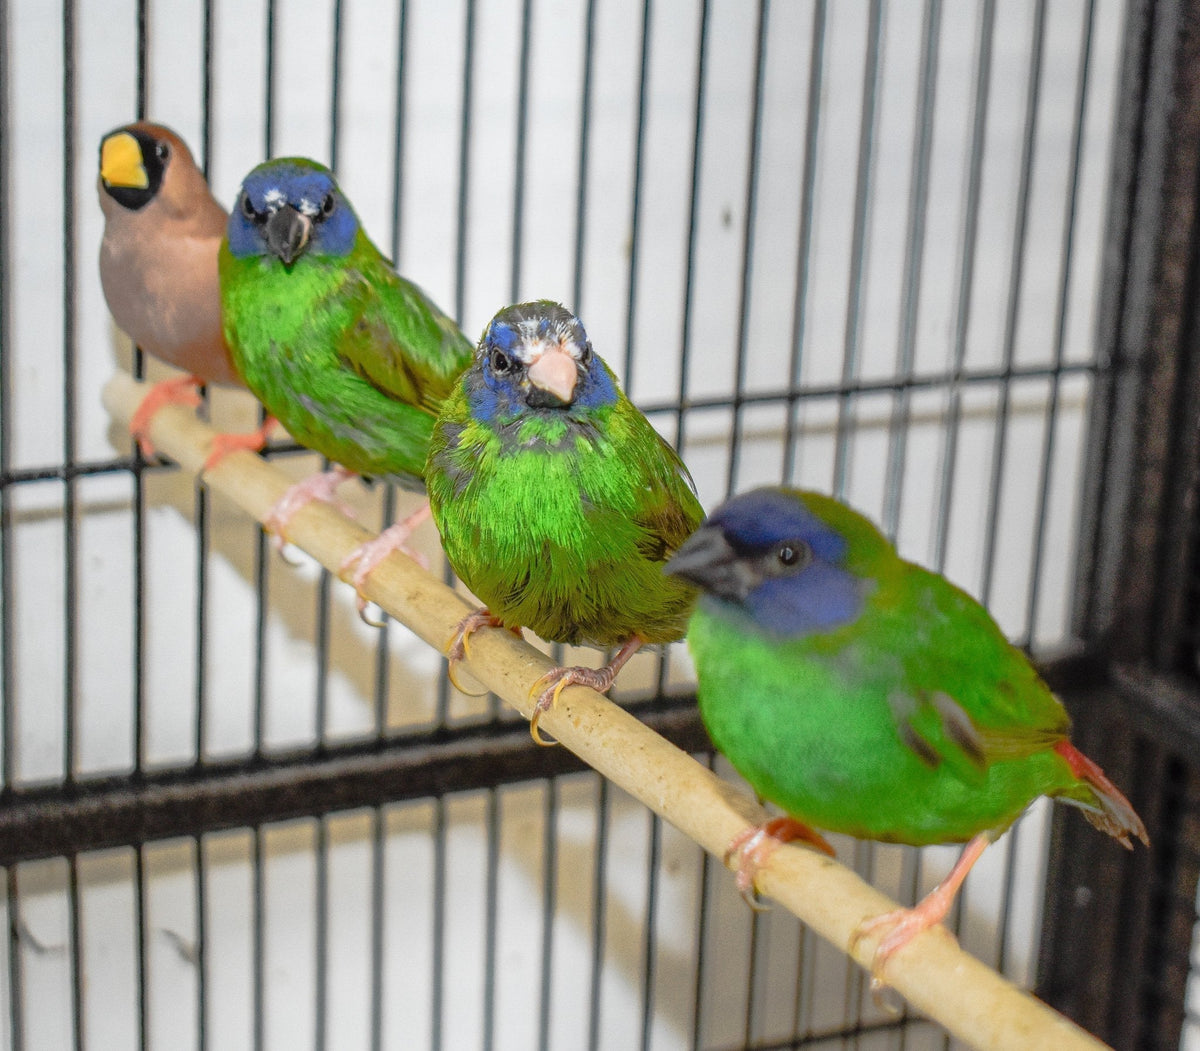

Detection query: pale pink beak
(526, 344), (578, 404)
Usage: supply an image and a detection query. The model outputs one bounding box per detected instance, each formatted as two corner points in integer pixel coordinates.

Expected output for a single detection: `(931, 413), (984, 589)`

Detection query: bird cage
(0, 0), (1191, 1048)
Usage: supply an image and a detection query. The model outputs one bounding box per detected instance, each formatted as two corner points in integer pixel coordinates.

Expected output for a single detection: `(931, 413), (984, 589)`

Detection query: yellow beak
(100, 132), (148, 189)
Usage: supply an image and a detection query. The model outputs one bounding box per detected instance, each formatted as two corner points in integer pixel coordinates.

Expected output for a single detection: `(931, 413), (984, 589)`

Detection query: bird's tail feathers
(1053, 740), (1149, 850)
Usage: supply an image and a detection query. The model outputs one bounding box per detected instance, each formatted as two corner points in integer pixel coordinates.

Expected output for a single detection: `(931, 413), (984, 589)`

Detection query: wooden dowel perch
(104, 372), (1109, 1051)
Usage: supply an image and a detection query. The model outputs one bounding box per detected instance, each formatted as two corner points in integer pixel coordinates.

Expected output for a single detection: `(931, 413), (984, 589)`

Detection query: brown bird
(97, 121), (271, 462)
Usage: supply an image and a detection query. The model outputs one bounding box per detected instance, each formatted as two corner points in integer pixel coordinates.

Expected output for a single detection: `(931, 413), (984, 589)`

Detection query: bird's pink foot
(444, 608), (521, 694)
(130, 375), (203, 456)
(725, 817), (836, 906)
(265, 465), (357, 549)
(849, 832), (990, 986)
(202, 415), (278, 472)
(528, 636), (644, 746)
(340, 502), (432, 624)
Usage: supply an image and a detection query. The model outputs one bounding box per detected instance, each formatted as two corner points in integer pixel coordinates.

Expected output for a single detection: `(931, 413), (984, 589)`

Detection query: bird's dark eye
(774, 539), (812, 572)
(155, 141), (170, 162)
(241, 193), (258, 220)
(579, 341), (593, 365)
(489, 348), (513, 374)
(320, 193), (335, 217)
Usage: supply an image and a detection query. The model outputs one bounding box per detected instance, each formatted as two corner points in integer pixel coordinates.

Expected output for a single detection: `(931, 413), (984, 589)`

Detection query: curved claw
(528, 671), (575, 747)
(526, 636), (646, 747)
(444, 608), (508, 697)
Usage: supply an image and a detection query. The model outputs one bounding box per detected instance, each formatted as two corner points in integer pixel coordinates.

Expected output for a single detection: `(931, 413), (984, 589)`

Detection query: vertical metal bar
(61, 0), (78, 785)
(389, 1), (409, 267)
(509, 0), (532, 302)
(932, 0), (996, 573)
(194, 0), (216, 767)
(135, 846), (148, 1051)
(374, 1), (409, 733)
(980, 0), (1047, 610)
(68, 855), (84, 1051)
(536, 781), (558, 1051)
(1023, 0), (1096, 651)
(571, 0), (597, 314)
(132, 0), (149, 776)
(689, 796), (713, 1051)
(0, 0), (14, 798)
(371, 484), (396, 736)
(453, 0), (476, 325)
(841, 839), (872, 1040)
(621, 0), (652, 386)
(314, 818), (329, 1051)
(5, 868), (21, 1051)
(437, 0), (478, 732)
(430, 798), (447, 1051)
(621, 0), (667, 697)
(369, 808), (385, 1051)
(135, 0), (147, 122)
(586, 776), (611, 1051)
(831, 0), (884, 498)
(743, 904), (764, 1047)
(725, 0), (770, 497)
(313, 0), (346, 757)
(882, 0), (941, 538)
(263, 0), (276, 155)
(1002, 0), (1097, 986)
(792, 925), (817, 1041)
(782, 0), (827, 484)
(674, 0), (709, 457)
(0, 0), (13, 1005)
(329, 0), (343, 166)
(253, 0), (279, 761)
(195, 836), (208, 1051)
(638, 814), (662, 1051)
(490, 0), (533, 723)
(482, 790), (499, 1051)
(252, 827), (265, 1051)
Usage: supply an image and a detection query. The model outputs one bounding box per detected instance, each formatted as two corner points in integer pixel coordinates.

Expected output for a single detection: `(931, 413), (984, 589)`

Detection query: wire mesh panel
(0, 0), (1144, 1048)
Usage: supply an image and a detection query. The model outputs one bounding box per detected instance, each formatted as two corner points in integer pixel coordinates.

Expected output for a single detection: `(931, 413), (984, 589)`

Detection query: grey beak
(664, 525), (753, 601)
(265, 204), (312, 265)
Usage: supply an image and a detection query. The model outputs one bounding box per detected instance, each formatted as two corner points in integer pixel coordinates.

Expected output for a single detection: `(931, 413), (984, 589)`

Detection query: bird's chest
(437, 428), (637, 630)
(102, 235), (221, 354)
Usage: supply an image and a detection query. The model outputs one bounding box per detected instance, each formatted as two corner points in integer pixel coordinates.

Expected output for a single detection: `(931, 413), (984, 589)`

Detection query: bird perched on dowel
(425, 300), (705, 743)
(97, 121), (272, 463)
(218, 156), (474, 610)
(664, 486), (1147, 984)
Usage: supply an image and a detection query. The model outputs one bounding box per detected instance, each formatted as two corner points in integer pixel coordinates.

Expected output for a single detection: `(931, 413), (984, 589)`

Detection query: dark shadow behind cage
(0, 0), (1196, 1048)
(1036, 1), (1200, 1048)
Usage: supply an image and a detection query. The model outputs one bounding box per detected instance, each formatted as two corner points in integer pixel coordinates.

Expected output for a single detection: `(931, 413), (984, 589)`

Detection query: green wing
(615, 404), (704, 562)
(333, 241), (473, 412)
(876, 563), (1071, 782)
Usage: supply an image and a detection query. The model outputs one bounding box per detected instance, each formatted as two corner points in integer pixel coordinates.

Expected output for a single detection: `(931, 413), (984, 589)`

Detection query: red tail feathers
(1054, 740), (1149, 849)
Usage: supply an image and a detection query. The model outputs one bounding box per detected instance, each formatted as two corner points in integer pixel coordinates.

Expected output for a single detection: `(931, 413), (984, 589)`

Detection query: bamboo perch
(103, 371), (1109, 1051)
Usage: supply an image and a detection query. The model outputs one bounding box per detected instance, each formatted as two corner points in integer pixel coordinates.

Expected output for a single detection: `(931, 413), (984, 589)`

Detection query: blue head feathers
(227, 158), (360, 262)
(665, 487), (869, 637)
(466, 300), (618, 425)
